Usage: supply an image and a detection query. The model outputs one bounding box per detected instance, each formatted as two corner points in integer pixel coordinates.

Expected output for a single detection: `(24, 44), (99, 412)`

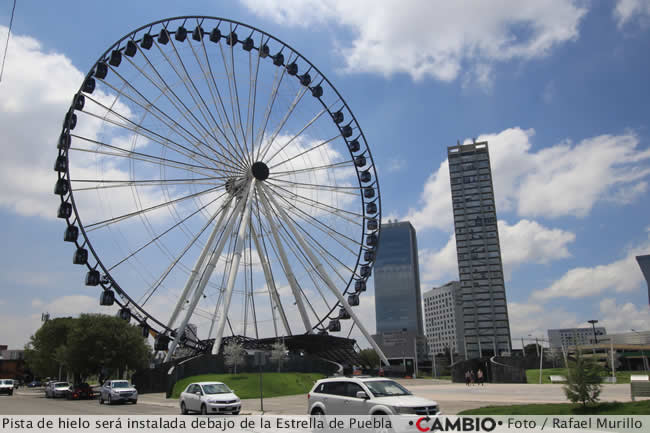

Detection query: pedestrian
(470, 370), (475, 386)
(477, 368), (484, 386)
(465, 370), (470, 386)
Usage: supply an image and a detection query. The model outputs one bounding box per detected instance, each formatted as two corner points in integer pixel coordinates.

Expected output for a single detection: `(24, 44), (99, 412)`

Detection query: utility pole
(588, 319), (599, 356)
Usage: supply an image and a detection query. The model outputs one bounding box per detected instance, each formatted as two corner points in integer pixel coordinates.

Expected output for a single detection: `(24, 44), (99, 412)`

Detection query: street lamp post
(588, 319), (599, 356)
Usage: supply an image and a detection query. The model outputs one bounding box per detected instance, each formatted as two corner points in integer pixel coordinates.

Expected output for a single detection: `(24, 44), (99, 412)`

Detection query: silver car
(99, 380), (137, 405)
(179, 382), (241, 415)
(0, 379), (14, 396)
(308, 377), (440, 415)
(46, 382), (70, 398)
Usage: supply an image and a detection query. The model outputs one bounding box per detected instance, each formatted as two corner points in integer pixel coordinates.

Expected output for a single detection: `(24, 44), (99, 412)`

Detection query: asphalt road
(0, 391), (178, 415)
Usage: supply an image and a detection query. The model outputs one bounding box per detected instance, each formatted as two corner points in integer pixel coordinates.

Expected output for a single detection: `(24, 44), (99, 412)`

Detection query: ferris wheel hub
(251, 161), (270, 181)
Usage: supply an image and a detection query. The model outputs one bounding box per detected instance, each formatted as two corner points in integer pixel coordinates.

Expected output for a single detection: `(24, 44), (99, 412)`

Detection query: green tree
(359, 348), (380, 368)
(563, 349), (603, 406)
(24, 317), (75, 379)
(63, 314), (151, 382)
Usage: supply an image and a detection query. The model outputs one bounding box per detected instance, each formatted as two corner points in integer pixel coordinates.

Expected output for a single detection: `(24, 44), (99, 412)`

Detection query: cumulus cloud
(404, 128), (650, 232)
(614, 0), (650, 28)
(420, 219), (575, 286)
(599, 298), (650, 333)
(508, 301), (579, 347)
(240, 0), (587, 83)
(532, 233), (650, 300)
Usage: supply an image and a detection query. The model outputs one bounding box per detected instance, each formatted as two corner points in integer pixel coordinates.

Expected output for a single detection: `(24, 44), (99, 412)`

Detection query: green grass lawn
(525, 368), (638, 384)
(170, 372), (324, 399)
(458, 400), (650, 415)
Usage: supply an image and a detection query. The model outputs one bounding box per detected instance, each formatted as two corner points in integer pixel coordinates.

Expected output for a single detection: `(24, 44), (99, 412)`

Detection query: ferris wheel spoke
(270, 160), (356, 177)
(80, 96), (241, 174)
(70, 176), (227, 192)
(97, 69), (244, 173)
(268, 132), (339, 170)
(68, 138), (229, 178)
(253, 53), (291, 162)
(84, 184), (224, 232)
(244, 34), (266, 165)
(216, 25), (249, 164)
(263, 181), (363, 223)
(150, 37), (246, 168)
(132, 39), (248, 169)
(250, 215), (291, 336)
(256, 183), (313, 333)
(260, 184), (388, 365)
(266, 178), (359, 197)
(267, 190), (362, 255)
(109, 189), (228, 272)
(257, 82), (310, 162)
(207, 222), (239, 340)
(259, 183), (355, 278)
(188, 22), (250, 167)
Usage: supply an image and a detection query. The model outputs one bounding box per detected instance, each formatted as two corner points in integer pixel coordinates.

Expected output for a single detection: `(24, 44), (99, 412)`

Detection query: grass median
(170, 372), (325, 399)
(525, 368), (638, 384)
(458, 400), (650, 415)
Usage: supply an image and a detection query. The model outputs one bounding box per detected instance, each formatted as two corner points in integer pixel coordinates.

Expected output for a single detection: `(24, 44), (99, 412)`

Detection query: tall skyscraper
(423, 281), (464, 357)
(636, 255), (650, 306)
(374, 221), (423, 335)
(372, 221), (426, 368)
(447, 141), (512, 358)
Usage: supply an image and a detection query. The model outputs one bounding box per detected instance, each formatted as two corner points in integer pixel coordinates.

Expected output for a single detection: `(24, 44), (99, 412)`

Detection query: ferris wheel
(54, 16), (387, 364)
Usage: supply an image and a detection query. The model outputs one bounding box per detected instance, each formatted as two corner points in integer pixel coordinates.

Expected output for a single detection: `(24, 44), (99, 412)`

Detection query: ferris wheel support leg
(211, 180), (257, 355)
(260, 184), (390, 366)
(251, 223), (292, 336)
(166, 197), (235, 331)
(257, 187), (313, 334)
(164, 186), (251, 363)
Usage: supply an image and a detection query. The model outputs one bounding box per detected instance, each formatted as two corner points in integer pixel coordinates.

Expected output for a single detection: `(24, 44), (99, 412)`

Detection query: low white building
(548, 327), (607, 349)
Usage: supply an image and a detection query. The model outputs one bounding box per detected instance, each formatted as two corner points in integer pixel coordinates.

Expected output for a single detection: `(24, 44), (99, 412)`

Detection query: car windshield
(363, 380), (412, 397)
(55, 382), (69, 387)
(202, 383), (231, 394)
(112, 381), (130, 388)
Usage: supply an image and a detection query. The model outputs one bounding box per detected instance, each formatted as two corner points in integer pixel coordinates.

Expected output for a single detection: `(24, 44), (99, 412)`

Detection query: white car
(179, 382), (241, 415)
(47, 382), (70, 398)
(0, 379), (14, 396)
(99, 380), (138, 405)
(308, 377), (440, 415)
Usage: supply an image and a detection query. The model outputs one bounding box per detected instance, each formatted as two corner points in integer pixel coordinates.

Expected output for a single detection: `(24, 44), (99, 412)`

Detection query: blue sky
(1, 0), (649, 350)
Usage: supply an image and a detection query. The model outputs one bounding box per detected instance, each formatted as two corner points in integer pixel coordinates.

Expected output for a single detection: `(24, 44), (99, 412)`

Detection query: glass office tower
(374, 221), (424, 335)
(447, 141), (512, 358)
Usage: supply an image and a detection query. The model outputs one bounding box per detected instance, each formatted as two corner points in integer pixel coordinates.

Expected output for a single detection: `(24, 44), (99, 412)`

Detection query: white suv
(308, 377), (440, 415)
(0, 379), (14, 396)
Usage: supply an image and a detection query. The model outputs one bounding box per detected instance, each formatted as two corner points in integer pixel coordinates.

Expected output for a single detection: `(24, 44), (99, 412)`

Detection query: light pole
(631, 329), (649, 373)
(588, 319), (599, 356)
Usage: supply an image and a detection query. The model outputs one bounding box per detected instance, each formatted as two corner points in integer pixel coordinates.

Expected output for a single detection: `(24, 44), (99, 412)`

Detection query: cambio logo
(414, 416), (497, 432)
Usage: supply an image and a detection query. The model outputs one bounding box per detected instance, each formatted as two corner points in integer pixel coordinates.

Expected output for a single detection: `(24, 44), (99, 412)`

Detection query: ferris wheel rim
(55, 15), (382, 346)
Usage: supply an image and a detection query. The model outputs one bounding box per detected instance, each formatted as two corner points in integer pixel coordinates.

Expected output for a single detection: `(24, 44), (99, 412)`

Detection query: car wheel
(107, 395), (112, 405)
(311, 407), (324, 415)
(181, 402), (188, 415)
(371, 412), (394, 433)
(232, 411), (240, 415)
(201, 404), (207, 415)
(99, 395), (104, 405)
(132, 400), (137, 405)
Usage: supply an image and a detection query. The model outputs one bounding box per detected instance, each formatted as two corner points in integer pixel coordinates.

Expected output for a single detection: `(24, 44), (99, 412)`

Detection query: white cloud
(420, 219), (575, 286)
(614, 0), (650, 28)
(386, 158), (406, 173)
(240, 0), (587, 83)
(532, 233), (650, 300)
(542, 80), (556, 104)
(404, 128), (650, 232)
(599, 298), (650, 334)
(508, 301), (579, 346)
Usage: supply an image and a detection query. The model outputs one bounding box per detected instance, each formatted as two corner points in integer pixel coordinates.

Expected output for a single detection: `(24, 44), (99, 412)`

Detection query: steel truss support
(211, 180), (257, 354)
(260, 184), (389, 366)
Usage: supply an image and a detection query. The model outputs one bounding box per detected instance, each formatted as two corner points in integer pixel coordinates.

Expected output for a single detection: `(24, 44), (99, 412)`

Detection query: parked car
(46, 382), (71, 398)
(0, 379), (14, 396)
(99, 380), (137, 405)
(307, 377), (440, 415)
(179, 382), (241, 415)
(65, 383), (95, 400)
(27, 380), (42, 388)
